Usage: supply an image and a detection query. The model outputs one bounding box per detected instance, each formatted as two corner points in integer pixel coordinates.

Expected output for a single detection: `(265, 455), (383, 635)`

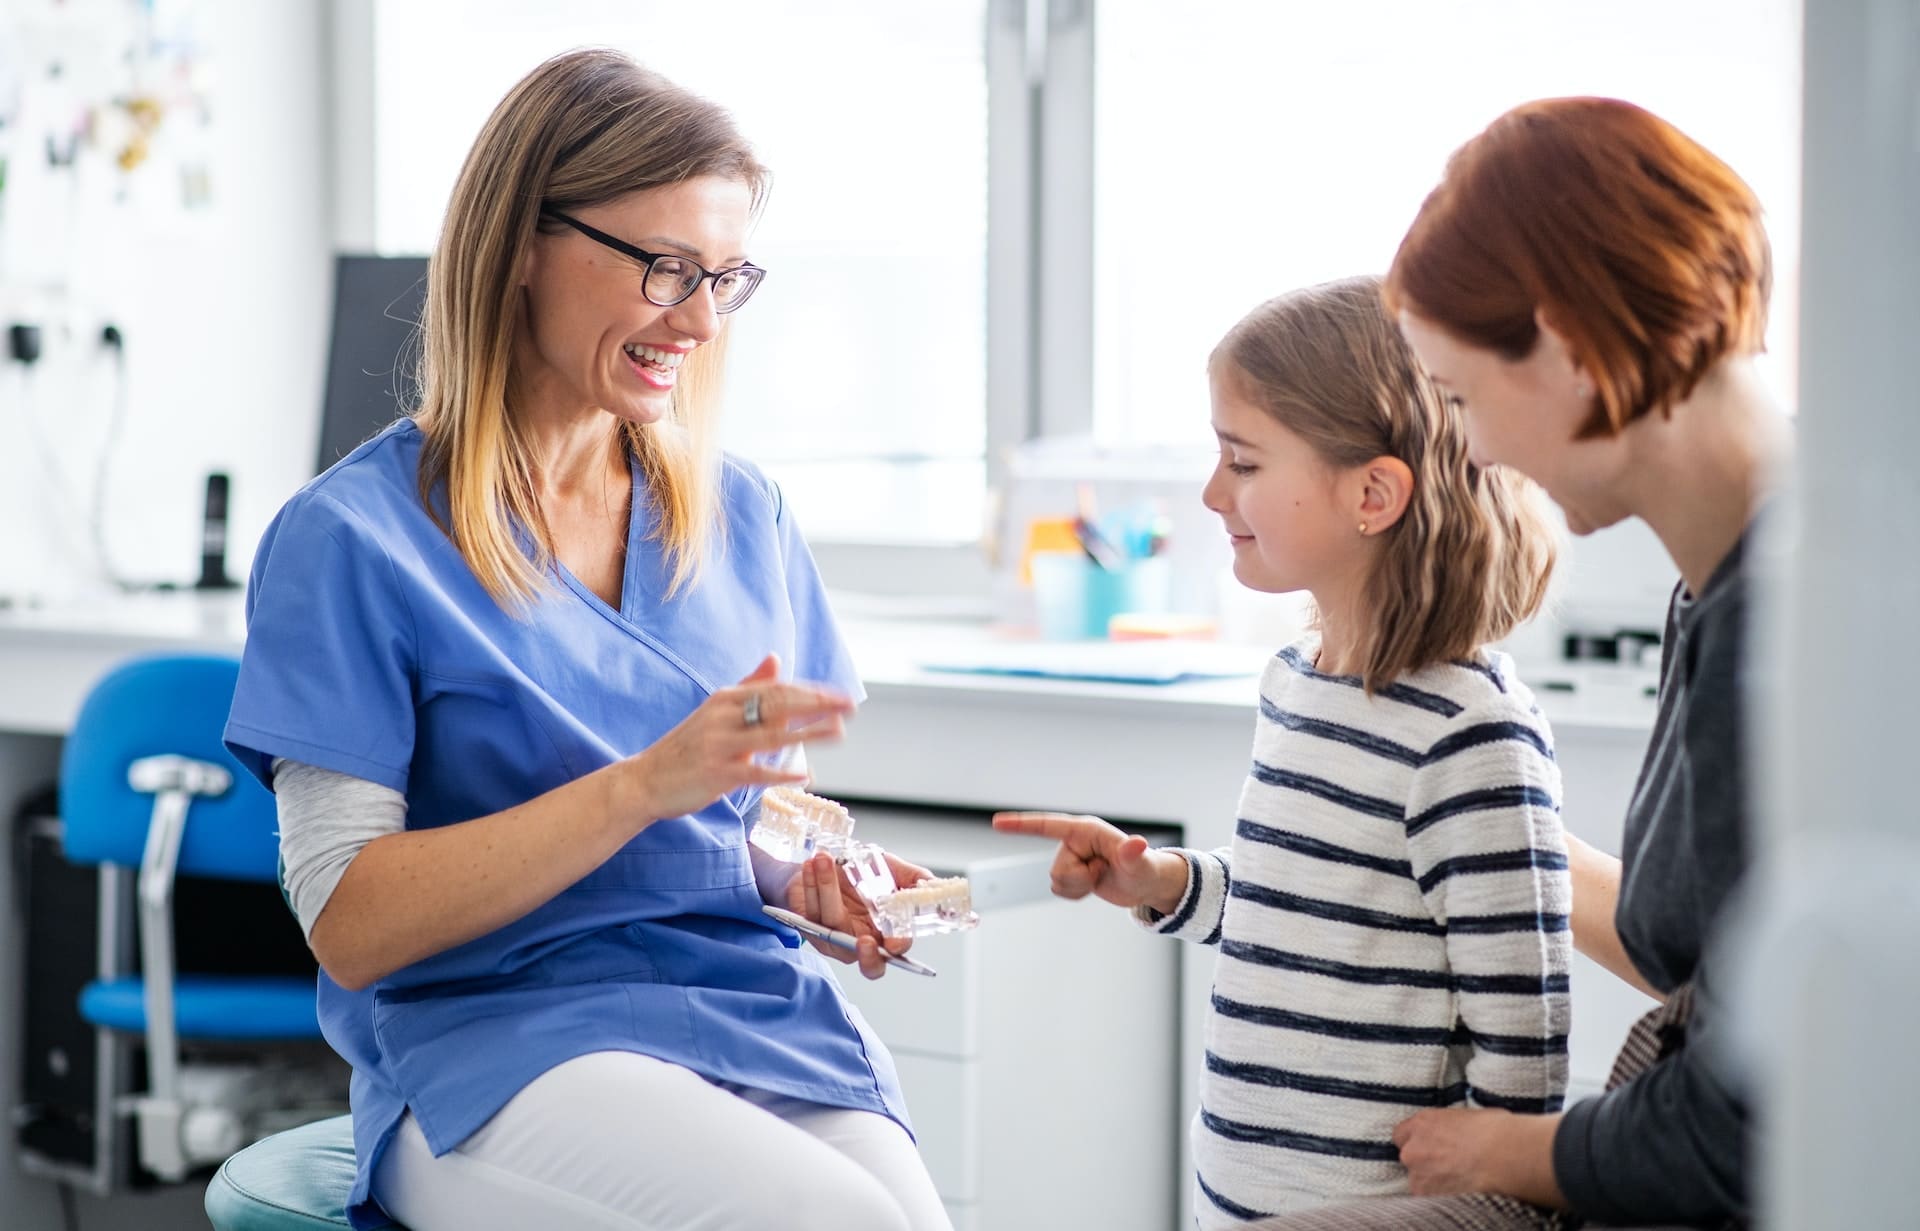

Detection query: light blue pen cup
(1031, 552), (1172, 640)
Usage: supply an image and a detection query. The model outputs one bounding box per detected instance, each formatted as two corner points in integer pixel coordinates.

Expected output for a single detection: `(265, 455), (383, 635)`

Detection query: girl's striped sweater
(1143, 642), (1572, 1226)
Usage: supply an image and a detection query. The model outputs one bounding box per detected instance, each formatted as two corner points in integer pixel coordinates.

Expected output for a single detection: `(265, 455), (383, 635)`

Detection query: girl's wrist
(1146, 851), (1191, 917)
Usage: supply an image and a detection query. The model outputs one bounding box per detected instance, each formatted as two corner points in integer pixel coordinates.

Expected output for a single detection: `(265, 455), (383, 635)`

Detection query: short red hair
(1384, 97), (1771, 437)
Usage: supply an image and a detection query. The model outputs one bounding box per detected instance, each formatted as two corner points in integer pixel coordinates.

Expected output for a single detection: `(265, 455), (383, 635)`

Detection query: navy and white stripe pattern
(1141, 641), (1571, 1226)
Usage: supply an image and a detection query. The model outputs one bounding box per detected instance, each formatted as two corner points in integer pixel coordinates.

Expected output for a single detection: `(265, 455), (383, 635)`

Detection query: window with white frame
(356, 0), (1802, 577)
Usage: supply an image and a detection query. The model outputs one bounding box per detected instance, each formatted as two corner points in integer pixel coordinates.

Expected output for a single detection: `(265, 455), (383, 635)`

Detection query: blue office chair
(59, 653), (329, 1184)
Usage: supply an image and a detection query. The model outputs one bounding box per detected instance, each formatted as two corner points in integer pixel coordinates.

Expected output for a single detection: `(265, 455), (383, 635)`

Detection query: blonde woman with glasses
(225, 49), (949, 1231)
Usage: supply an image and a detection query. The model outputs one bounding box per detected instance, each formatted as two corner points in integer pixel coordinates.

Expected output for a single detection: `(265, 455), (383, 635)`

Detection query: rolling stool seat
(204, 1115), (407, 1230)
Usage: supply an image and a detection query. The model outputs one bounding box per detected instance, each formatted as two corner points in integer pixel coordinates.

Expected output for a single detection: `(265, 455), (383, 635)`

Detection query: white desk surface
(0, 588), (1658, 737)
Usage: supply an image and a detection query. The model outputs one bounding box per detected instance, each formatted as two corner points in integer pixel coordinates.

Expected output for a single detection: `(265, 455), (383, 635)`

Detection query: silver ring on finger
(743, 691), (764, 728)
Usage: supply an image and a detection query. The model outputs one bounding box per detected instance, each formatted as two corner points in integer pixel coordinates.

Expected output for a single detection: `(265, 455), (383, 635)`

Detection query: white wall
(0, 0), (332, 604)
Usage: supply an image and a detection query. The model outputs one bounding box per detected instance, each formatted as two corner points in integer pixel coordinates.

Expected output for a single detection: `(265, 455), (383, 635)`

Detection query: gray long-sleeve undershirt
(271, 758), (407, 939)
(271, 759), (799, 941)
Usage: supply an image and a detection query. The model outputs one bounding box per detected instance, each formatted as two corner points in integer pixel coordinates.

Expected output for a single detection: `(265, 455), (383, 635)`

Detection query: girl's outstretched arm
(991, 812), (1192, 915)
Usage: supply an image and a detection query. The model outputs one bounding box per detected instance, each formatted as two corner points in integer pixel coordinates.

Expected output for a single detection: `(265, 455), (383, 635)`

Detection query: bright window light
(370, 0), (989, 542)
(1092, 0), (1802, 447)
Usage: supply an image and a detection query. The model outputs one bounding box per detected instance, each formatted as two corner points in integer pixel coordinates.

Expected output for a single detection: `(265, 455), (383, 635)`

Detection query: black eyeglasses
(542, 209), (766, 313)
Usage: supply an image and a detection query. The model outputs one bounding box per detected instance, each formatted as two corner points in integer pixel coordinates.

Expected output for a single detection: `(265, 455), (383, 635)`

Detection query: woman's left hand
(785, 850), (932, 980)
(1393, 1107), (1568, 1208)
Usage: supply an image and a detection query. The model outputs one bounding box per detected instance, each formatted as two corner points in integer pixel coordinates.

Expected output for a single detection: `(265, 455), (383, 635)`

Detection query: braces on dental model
(750, 786), (980, 938)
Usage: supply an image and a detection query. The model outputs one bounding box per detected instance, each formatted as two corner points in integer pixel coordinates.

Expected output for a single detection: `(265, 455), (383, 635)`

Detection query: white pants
(372, 1050), (952, 1231)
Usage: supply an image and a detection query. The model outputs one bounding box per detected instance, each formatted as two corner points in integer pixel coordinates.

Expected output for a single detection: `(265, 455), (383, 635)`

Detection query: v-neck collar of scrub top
(550, 444), (717, 697)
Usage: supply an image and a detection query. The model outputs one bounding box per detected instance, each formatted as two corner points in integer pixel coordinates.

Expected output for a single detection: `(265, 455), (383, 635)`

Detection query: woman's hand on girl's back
(991, 812), (1188, 915)
(622, 654), (855, 828)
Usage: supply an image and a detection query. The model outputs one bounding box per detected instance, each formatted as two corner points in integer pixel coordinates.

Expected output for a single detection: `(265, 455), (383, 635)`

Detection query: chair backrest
(60, 653), (279, 882)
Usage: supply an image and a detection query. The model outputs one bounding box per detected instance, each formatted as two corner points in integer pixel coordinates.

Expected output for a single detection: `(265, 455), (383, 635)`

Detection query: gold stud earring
(1358, 522), (1369, 535)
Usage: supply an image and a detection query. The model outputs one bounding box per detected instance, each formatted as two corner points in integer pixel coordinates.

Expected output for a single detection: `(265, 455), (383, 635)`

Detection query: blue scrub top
(224, 419), (904, 1229)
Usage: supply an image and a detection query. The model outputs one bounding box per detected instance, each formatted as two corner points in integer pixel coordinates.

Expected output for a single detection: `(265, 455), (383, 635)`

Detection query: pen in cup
(761, 904), (938, 977)
(1072, 484), (1125, 570)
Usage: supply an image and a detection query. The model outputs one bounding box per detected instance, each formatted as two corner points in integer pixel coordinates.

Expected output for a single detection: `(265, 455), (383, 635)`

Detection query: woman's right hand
(991, 811), (1188, 914)
(623, 655), (855, 826)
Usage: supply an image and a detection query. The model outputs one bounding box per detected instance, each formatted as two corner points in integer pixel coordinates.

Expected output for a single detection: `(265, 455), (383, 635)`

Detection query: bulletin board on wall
(0, 0), (213, 296)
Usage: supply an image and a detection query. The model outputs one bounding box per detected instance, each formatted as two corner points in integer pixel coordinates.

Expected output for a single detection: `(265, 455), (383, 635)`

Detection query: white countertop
(0, 589), (251, 650)
(841, 611), (1658, 732)
(0, 589), (1658, 736)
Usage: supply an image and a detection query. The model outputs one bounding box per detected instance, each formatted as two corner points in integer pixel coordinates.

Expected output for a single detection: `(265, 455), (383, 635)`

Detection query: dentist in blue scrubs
(224, 49), (950, 1231)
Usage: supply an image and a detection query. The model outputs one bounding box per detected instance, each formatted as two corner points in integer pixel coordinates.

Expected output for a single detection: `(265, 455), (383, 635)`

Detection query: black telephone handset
(195, 472), (239, 591)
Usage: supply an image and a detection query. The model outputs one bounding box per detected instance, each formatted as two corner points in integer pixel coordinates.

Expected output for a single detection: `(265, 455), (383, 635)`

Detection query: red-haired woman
(1250, 97), (1784, 1231)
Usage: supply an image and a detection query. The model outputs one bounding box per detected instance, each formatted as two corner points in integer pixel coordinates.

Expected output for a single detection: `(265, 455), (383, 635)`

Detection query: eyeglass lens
(643, 258), (760, 312)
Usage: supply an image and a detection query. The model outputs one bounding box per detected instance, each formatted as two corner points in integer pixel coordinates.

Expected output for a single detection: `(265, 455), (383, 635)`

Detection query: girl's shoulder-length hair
(1214, 276), (1558, 694)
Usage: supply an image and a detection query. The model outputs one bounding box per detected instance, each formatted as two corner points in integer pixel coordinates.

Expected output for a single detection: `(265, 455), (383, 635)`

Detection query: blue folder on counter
(917, 640), (1268, 686)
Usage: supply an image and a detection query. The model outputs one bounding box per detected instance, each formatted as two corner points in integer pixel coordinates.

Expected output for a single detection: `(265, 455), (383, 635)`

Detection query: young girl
(995, 275), (1570, 1227)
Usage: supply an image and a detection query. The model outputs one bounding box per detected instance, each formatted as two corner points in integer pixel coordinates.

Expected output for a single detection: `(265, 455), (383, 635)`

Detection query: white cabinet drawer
(840, 927), (977, 1057)
(808, 801), (1180, 1229)
(832, 804), (1057, 1060)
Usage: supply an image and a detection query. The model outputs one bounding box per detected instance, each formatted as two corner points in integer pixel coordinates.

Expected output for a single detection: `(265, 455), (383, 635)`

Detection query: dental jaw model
(869, 875), (977, 938)
(749, 786), (854, 862)
(750, 786), (980, 939)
